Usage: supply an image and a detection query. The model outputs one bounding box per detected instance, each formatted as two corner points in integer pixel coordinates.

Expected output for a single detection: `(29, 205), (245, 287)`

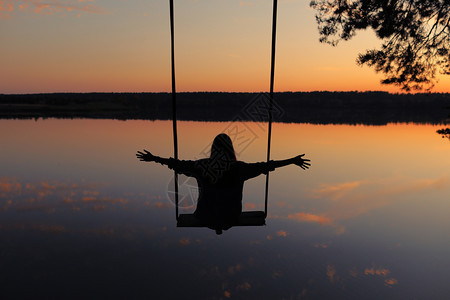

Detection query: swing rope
(264, 0), (277, 218)
(169, 0), (179, 221)
(170, 0), (278, 220)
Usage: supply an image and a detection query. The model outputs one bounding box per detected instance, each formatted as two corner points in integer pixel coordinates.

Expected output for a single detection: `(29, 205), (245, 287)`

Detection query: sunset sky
(1, 0), (449, 94)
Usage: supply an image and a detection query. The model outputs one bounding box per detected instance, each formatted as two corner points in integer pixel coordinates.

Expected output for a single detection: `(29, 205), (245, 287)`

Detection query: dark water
(1, 119), (449, 299)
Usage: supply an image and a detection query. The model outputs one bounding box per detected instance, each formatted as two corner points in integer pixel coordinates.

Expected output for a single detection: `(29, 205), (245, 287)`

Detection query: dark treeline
(1, 91), (449, 125)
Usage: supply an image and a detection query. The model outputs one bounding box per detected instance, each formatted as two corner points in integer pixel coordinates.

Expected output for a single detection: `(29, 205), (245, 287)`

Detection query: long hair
(210, 133), (236, 162)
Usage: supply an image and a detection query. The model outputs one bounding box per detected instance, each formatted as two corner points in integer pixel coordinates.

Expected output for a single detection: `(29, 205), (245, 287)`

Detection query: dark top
(167, 158), (274, 224)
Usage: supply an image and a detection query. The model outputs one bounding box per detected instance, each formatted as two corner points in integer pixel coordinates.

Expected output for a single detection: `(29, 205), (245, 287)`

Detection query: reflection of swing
(169, 0), (279, 227)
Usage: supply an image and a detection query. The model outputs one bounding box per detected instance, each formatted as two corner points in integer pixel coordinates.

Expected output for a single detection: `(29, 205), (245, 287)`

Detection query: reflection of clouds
(199, 260), (255, 298)
(0, 222), (65, 233)
(92, 204), (106, 211)
(326, 265), (338, 284)
(287, 212), (346, 234)
(363, 265), (398, 286)
(244, 202), (256, 209)
(153, 202), (164, 208)
(0, 0), (105, 18)
(291, 175), (450, 233)
(309, 176), (449, 220)
(310, 181), (363, 201)
(313, 242), (330, 248)
(276, 230), (288, 237)
(364, 267), (390, 276)
(0, 176), (152, 213)
(384, 278), (399, 286)
(179, 238), (191, 246)
(0, 177), (22, 195)
(322, 264), (399, 290)
(288, 212), (331, 225)
(0, 176), (174, 224)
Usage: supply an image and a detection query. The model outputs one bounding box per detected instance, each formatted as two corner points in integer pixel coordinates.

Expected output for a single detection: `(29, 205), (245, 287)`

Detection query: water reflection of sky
(1, 119), (449, 299)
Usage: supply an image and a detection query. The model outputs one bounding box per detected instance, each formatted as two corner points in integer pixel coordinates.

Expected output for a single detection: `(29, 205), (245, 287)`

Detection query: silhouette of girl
(137, 133), (310, 233)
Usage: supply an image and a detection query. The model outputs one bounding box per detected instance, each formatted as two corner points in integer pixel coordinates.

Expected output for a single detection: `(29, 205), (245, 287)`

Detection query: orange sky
(0, 0), (449, 94)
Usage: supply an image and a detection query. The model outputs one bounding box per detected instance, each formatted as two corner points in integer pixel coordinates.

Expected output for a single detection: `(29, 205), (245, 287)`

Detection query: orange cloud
(153, 201), (165, 208)
(82, 196), (97, 202)
(0, 1), (14, 15)
(288, 212), (332, 225)
(0, 177), (21, 194)
(287, 212), (346, 234)
(308, 175), (450, 223)
(276, 230), (288, 237)
(384, 278), (399, 286)
(1, 0), (105, 17)
(310, 181), (362, 201)
(364, 267), (390, 276)
(0, 176), (122, 214)
(326, 265), (338, 283)
(179, 238), (191, 246)
(244, 202), (256, 209)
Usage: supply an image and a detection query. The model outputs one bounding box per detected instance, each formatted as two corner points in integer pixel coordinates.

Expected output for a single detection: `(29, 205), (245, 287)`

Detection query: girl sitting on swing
(136, 133), (310, 233)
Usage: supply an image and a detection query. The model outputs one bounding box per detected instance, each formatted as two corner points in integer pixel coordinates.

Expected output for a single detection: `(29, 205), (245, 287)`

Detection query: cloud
(287, 212), (346, 234)
(306, 175), (450, 225)
(363, 265), (398, 286)
(364, 267), (390, 276)
(244, 202), (256, 209)
(384, 278), (399, 286)
(0, 1), (14, 14)
(309, 181), (363, 201)
(0, 177), (21, 195)
(0, 0), (105, 17)
(326, 265), (338, 283)
(288, 212), (332, 225)
(0, 176), (127, 214)
(276, 230), (288, 237)
(179, 238), (190, 246)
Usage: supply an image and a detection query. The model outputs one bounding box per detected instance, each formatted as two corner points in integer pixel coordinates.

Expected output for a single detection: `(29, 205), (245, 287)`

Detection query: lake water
(1, 118), (449, 299)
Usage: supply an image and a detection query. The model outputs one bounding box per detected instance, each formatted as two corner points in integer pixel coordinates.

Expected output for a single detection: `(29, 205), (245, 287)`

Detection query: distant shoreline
(1, 91), (449, 125)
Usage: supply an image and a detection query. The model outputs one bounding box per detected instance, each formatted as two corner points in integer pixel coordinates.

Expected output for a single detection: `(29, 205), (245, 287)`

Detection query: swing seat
(177, 211), (266, 227)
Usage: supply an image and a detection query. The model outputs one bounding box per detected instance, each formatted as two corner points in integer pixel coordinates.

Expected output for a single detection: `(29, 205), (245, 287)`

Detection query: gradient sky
(1, 0), (449, 94)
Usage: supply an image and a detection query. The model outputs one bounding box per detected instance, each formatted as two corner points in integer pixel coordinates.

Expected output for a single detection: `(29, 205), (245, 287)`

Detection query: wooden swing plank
(177, 211), (266, 227)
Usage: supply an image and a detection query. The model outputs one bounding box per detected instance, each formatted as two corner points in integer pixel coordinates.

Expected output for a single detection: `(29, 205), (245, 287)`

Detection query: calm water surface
(1, 119), (449, 299)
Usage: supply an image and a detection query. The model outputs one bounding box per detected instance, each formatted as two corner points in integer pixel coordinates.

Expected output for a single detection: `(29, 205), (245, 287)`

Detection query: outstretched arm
(270, 154), (310, 170)
(136, 150), (172, 166)
(241, 154), (310, 180)
(136, 149), (197, 176)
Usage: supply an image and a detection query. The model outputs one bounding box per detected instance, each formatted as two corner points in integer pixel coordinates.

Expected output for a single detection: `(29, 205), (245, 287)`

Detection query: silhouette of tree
(437, 128), (450, 140)
(310, 0), (450, 91)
